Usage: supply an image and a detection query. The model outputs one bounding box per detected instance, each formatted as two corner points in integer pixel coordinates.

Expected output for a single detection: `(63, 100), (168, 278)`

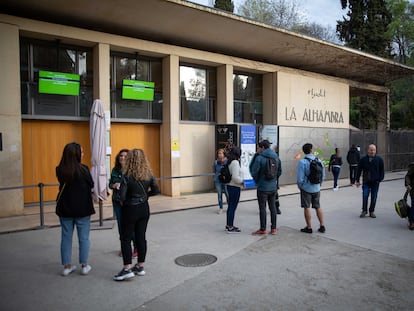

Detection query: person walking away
(355, 144), (384, 218)
(328, 148), (343, 191)
(404, 162), (414, 230)
(347, 144), (360, 185)
(213, 148), (229, 214)
(113, 149), (160, 281)
(297, 143), (326, 234)
(109, 149), (138, 258)
(249, 140), (281, 235)
(225, 146), (244, 233)
(56, 142), (95, 276)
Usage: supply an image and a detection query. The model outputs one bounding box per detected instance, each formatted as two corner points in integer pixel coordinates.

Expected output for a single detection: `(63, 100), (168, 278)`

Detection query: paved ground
(0, 172), (413, 310)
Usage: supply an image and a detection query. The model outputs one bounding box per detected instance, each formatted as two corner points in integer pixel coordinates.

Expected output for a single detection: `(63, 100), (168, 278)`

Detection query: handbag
(56, 183), (66, 204)
(394, 190), (410, 218)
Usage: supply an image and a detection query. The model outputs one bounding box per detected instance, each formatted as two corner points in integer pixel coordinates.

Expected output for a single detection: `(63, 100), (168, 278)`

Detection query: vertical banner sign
(215, 124), (238, 151)
(260, 125), (278, 150)
(240, 125), (257, 188)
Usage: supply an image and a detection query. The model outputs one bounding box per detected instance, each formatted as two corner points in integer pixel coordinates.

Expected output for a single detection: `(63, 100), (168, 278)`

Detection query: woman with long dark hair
(113, 149), (160, 281)
(56, 142), (95, 276)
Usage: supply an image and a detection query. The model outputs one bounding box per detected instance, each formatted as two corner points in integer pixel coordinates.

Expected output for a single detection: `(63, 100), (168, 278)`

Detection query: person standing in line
(113, 149), (160, 281)
(328, 147), (343, 191)
(274, 145), (282, 215)
(404, 162), (414, 230)
(56, 142), (95, 276)
(213, 148), (229, 214)
(347, 144), (360, 185)
(355, 144), (384, 218)
(296, 143), (326, 234)
(109, 149), (138, 258)
(225, 146), (244, 234)
(249, 140), (281, 235)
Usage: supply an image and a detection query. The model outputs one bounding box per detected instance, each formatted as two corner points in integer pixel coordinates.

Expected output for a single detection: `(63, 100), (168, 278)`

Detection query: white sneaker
(333, 187), (339, 191)
(81, 264), (92, 275)
(62, 265), (77, 276)
(217, 209), (223, 214)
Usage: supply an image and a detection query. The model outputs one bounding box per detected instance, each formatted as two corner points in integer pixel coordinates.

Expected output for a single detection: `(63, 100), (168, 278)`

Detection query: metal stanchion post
(99, 199), (103, 227)
(38, 183), (45, 228)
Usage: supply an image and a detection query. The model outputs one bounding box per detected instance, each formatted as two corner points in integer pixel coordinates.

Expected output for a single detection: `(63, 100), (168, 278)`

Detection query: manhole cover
(174, 253), (217, 267)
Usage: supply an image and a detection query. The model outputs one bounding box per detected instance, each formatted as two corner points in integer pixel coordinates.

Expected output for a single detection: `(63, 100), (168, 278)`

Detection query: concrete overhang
(1, 0), (414, 86)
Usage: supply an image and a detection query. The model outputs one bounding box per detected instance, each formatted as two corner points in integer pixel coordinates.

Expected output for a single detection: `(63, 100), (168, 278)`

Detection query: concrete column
(217, 64), (234, 124)
(93, 43), (111, 177)
(262, 72), (277, 125)
(161, 55), (180, 196)
(93, 43), (110, 110)
(0, 23), (24, 216)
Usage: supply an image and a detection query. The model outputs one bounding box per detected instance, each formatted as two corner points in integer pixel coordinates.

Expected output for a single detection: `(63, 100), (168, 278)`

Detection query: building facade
(0, 0), (413, 217)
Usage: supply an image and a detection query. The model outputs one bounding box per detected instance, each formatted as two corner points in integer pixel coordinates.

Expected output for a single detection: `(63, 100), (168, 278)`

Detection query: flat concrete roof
(2, 0), (414, 85)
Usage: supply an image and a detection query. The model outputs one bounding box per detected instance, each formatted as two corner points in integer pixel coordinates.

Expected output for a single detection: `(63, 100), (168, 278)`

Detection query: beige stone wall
(0, 22), (24, 216)
(277, 72), (349, 129)
(178, 124), (215, 194)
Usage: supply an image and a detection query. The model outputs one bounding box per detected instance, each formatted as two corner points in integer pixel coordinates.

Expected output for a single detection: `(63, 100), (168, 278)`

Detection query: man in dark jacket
(249, 140), (281, 235)
(356, 144), (384, 218)
(347, 144), (360, 185)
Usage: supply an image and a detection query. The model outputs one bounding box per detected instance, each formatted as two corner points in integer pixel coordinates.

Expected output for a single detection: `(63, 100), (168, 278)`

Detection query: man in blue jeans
(249, 140), (281, 235)
(356, 144), (384, 218)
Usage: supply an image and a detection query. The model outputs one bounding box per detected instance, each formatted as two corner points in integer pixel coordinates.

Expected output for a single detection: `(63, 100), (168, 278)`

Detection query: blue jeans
(332, 166), (341, 188)
(226, 185), (241, 227)
(59, 216), (91, 265)
(215, 181), (229, 209)
(362, 182), (380, 213)
(257, 190), (277, 230)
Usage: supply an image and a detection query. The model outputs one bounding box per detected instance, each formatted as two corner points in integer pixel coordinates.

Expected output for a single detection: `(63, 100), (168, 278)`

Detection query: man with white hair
(355, 144), (384, 218)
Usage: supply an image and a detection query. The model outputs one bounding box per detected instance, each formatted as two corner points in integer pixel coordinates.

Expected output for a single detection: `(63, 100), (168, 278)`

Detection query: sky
(191, 0), (346, 28)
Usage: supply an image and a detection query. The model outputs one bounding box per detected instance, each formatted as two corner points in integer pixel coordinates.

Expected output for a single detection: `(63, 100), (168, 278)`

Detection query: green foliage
(214, 0), (234, 13)
(349, 96), (379, 129)
(337, 0), (392, 57)
(386, 0), (414, 63)
(390, 76), (414, 129)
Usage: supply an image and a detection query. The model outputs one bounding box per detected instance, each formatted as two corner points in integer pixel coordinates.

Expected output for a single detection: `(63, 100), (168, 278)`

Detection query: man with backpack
(249, 140), (281, 235)
(297, 143), (326, 234)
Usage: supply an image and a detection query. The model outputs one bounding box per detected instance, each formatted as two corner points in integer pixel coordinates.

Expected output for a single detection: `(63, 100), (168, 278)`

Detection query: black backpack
(306, 157), (323, 184)
(218, 163), (232, 184)
(262, 155), (278, 180)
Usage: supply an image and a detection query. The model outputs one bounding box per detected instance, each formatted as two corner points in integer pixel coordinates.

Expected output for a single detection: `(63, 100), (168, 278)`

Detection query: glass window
(110, 53), (162, 121)
(20, 39), (93, 118)
(233, 72), (263, 124)
(180, 64), (216, 122)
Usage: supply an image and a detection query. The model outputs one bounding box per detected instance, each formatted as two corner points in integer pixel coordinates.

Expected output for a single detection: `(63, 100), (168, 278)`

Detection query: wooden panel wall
(22, 120), (91, 203)
(22, 120), (160, 203)
(110, 123), (160, 179)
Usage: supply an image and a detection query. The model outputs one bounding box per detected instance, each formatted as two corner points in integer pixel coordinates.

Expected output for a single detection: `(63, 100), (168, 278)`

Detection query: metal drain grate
(174, 253), (217, 267)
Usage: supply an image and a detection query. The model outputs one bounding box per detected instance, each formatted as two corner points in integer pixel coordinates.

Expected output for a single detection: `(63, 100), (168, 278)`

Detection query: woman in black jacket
(56, 142), (95, 276)
(113, 148), (160, 281)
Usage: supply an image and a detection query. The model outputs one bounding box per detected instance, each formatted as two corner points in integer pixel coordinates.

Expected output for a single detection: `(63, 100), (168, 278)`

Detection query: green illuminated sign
(38, 70), (80, 96)
(122, 79), (155, 101)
